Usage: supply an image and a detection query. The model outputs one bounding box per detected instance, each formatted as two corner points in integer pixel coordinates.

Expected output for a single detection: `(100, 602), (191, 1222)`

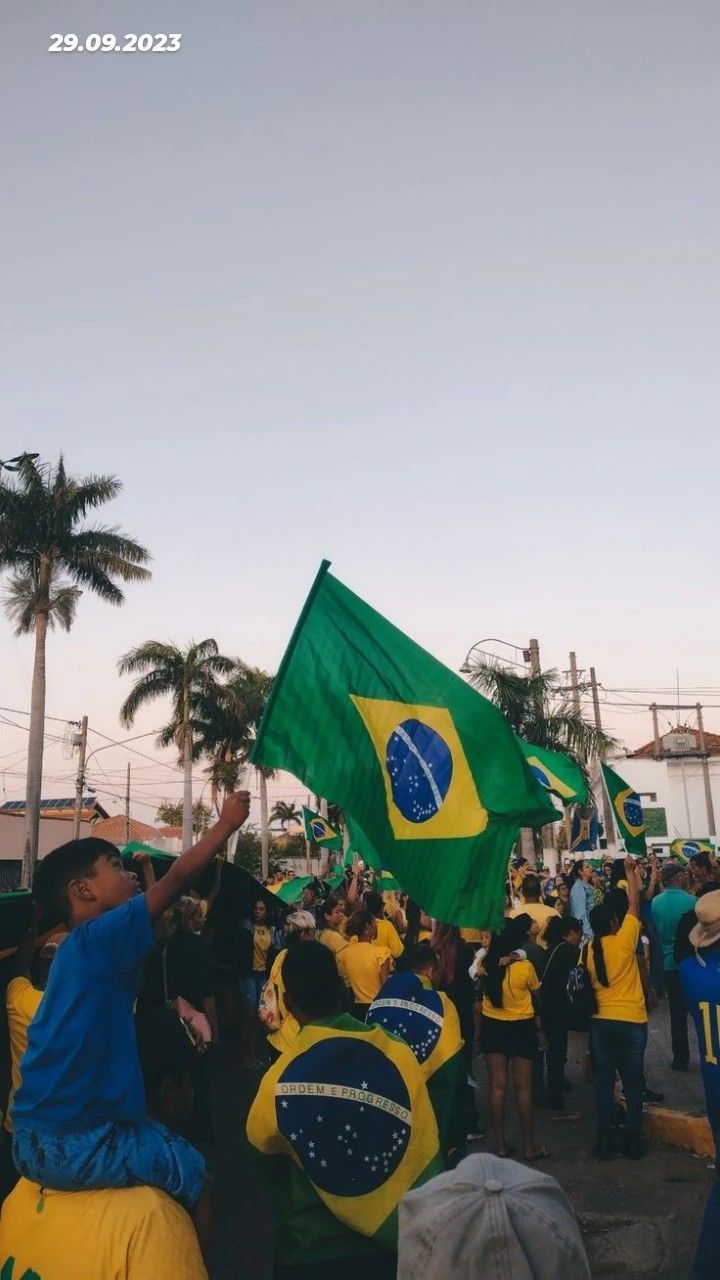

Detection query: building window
(639, 792), (657, 804)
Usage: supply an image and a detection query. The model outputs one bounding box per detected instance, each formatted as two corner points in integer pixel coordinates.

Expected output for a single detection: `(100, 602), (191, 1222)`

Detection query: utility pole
(568, 652), (582, 716)
(651, 704), (661, 758)
(125, 763), (131, 845)
(527, 638), (541, 677)
(72, 716), (88, 840)
(696, 703), (716, 837)
(590, 668), (616, 851)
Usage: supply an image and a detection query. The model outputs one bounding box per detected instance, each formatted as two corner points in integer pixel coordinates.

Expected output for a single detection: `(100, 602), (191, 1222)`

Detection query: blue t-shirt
(13, 894), (155, 1134)
(679, 951), (720, 1138)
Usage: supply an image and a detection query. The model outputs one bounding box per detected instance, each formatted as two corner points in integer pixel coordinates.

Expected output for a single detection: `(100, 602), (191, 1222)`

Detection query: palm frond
(119, 670), (179, 728)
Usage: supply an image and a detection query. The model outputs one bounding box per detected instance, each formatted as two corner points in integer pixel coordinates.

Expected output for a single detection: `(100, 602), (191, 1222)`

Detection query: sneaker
(466, 1130), (488, 1142)
(643, 1087), (665, 1104)
(593, 1134), (615, 1162)
(551, 1110), (582, 1122)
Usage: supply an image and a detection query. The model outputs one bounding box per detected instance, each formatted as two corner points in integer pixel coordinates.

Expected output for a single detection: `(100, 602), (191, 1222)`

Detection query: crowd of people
(0, 798), (719, 1278)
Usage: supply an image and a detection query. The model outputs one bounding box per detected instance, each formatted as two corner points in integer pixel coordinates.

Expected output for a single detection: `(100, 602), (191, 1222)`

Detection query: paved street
(210, 1000), (715, 1280)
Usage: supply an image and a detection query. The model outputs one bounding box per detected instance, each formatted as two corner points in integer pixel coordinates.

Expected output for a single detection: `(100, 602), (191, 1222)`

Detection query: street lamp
(459, 637), (537, 675)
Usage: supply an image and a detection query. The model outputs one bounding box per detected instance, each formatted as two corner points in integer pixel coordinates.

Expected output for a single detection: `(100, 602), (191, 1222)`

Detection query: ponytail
(589, 902), (615, 988)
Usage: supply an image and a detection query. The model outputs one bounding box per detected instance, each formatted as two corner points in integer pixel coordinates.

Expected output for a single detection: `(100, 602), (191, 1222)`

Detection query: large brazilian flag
(517, 737), (588, 806)
(601, 763), (646, 855)
(251, 562), (558, 928)
(246, 1014), (442, 1249)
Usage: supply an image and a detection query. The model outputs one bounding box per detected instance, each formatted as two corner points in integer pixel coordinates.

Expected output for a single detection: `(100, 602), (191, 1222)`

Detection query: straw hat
(689, 889), (720, 950)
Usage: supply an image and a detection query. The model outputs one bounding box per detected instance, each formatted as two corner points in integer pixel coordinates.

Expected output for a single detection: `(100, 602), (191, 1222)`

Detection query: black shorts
(482, 1015), (538, 1060)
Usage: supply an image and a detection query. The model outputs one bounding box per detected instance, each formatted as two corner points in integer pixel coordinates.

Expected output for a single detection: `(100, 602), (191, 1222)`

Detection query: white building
(610, 726), (720, 853)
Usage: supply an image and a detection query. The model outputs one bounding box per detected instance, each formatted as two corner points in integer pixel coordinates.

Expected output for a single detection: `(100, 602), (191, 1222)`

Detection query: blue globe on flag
(275, 1037), (412, 1196)
(530, 764), (551, 790)
(367, 973), (443, 1064)
(622, 793), (644, 830)
(385, 718), (453, 823)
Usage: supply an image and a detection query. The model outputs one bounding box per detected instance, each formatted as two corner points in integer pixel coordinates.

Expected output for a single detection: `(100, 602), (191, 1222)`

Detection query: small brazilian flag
(517, 737), (588, 806)
(252, 562), (558, 928)
(670, 838), (715, 862)
(601, 763), (646, 855)
(246, 1013), (442, 1249)
(302, 805), (342, 851)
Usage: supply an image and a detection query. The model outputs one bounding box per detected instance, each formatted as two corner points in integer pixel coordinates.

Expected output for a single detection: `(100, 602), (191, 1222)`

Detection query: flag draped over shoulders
(246, 1015), (442, 1248)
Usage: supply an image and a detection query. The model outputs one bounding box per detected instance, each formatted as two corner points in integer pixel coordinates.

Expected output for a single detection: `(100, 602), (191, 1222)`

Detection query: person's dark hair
(521, 874), (541, 901)
(32, 837), (119, 925)
(135, 1006), (197, 1106)
(433, 923), (460, 988)
(399, 942), (437, 973)
(364, 890), (383, 919)
(588, 902), (617, 987)
(545, 915), (582, 950)
(405, 898), (422, 947)
(690, 852), (712, 873)
(569, 860), (585, 884)
(283, 940), (341, 1019)
(605, 886), (628, 926)
(484, 918), (532, 1008)
(318, 895), (342, 927)
(347, 909), (373, 940)
(608, 861), (627, 889)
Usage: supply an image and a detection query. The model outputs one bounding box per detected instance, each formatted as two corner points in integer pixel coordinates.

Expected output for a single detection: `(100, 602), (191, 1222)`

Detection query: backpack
(566, 942), (598, 1031)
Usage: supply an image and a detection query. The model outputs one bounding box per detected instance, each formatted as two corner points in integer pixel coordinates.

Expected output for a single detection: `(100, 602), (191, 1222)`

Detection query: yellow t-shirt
(0, 1179), (207, 1279)
(460, 928), (486, 944)
(253, 924), (272, 972)
(373, 917), (404, 959)
(338, 942), (388, 1003)
(418, 928), (433, 944)
(5, 977), (43, 1134)
(482, 960), (540, 1022)
(318, 929), (349, 957)
(508, 901), (559, 948)
(267, 949), (301, 1054)
(587, 914), (647, 1025)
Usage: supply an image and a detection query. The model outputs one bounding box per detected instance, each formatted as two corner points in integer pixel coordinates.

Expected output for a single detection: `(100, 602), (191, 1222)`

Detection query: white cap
(398, 1153), (590, 1280)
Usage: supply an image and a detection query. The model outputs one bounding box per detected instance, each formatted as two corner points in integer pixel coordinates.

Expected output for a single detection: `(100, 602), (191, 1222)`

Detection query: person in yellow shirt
(262, 911), (317, 1057)
(508, 874), (559, 948)
(480, 917), (546, 1162)
(247, 899), (278, 1006)
(318, 897), (350, 960)
(0, 930), (65, 1198)
(586, 856), (648, 1162)
(364, 891), (404, 960)
(340, 910), (392, 1018)
(0, 1004), (208, 1279)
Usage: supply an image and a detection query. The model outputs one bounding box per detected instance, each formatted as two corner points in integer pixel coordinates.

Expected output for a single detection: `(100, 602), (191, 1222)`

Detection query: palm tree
(270, 800), (302, 830)
(118, 640), (233, 850)
(469, 663), (614, 859)
(193, 663), (274, 876)
(0, 456), (151, 886)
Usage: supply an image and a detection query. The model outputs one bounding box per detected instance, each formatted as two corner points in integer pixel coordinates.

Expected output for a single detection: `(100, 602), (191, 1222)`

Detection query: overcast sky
(2, 2), (719, 820)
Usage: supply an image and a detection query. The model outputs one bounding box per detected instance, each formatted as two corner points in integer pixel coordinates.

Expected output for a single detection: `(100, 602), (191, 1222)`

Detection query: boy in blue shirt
(12, 790), (250, 1219)
(678, 889), (720, 1279)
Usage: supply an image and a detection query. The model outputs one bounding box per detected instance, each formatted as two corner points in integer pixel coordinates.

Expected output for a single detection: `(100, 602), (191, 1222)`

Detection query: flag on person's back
(367, 971), (464, 1159)
(670, 838), (715, 863)
(252, 562), (558, 928)
(601, 763), (646, 855)
(517, 738), (588, 806)
(302, 806), (342, 851)
(246, 1015), (443, 1248)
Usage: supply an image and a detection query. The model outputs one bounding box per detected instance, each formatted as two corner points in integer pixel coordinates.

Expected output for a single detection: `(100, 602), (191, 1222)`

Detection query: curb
(643, 1106), (715, 1158)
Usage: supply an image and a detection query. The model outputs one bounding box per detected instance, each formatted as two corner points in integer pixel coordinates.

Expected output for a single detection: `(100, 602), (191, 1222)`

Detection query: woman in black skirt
(481, 915), (548, 1161)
